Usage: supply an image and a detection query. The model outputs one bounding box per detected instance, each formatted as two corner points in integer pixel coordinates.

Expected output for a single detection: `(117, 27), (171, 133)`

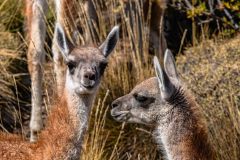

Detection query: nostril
(89, 74), (95, 80)
(84, 74), (89, 79)
(111, 102), (119, 109)
(84, 73), (95, 81)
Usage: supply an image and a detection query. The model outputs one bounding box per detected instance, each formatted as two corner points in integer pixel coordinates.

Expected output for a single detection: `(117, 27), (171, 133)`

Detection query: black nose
(111, 101), (119, 109)
(84, 72), (96, 81)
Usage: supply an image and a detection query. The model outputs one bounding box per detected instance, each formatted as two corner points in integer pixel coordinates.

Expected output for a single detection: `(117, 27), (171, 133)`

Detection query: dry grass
(0, 0), (239, 160)
(0, 18), (30, 134)
(177, 37), (240, 160)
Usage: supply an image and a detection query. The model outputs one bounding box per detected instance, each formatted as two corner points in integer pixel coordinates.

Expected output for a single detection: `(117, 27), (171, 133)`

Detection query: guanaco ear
(164, 49), (179, 81)
(54, 23), (73, 60)
(99, 25), (119, 57)
(153, 56), (175, 99)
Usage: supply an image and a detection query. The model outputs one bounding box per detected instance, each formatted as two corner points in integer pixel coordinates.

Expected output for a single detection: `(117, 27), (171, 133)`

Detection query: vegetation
(0, 0), (239, 159)
(177, 37), (240, 160)
(173, 0), (240, 31)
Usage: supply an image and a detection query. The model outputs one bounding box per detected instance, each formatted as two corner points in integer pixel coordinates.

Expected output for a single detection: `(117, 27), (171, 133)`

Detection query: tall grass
(0, 0), (239, 159)
(177, 38), (240, 160)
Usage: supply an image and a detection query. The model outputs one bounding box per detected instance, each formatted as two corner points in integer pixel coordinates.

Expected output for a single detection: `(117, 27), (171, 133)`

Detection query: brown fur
(24, 0), (35, 73)
(0, 96), (77, 160)
(1, 13), (119, 158)
(24, 0), (33, 42)
(160, 87), (215, 159)
(24, 0), (48, 142)
(111, 51), (216, 159)
(111, 77), (215, 159)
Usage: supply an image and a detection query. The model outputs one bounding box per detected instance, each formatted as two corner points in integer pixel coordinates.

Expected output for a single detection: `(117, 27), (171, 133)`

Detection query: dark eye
(67, 61), (76, 74)
(134, 94), (148, 103)
(99, 62), (108, 74)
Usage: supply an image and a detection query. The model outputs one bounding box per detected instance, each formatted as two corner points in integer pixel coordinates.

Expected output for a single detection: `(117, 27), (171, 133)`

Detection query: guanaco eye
(99, 62), (108, 74)
(66, 61), (76, 74)
(134, 94), (148, 103)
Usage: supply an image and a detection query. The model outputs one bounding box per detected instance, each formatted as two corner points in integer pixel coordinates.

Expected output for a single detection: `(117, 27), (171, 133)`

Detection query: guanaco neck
(63, 85), (96, 159)
(35, 80), (96, 160)
(154, 87), (214, 160)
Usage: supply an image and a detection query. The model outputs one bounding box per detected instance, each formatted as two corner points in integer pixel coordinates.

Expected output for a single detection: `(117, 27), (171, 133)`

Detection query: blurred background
(0, 0), (239, 159)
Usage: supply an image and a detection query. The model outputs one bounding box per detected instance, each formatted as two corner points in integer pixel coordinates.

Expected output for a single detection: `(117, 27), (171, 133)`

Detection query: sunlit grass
(0, 0), (239, 159)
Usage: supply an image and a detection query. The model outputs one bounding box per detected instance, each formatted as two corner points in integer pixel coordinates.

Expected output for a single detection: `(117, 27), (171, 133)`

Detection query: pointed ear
(153, 56), (175, 99)
(99, 25), (119, 57)
(54, 23), (73, 60)
(164, 49), (179, 81)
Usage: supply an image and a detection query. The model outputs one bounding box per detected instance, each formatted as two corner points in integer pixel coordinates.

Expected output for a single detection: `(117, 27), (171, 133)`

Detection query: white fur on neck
(64, 75), (96, 159)
(154, 115), (189, 160)
(154, 126), (170, 160)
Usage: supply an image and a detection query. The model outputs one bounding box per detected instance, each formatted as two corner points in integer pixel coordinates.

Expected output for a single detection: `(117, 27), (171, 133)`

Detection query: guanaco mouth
(111, 111), (130, 122)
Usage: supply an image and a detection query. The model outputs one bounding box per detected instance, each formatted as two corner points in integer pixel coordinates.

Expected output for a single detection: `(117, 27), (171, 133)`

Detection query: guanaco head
(111, 49), (180, 125)
(55, 23), (119, 95)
